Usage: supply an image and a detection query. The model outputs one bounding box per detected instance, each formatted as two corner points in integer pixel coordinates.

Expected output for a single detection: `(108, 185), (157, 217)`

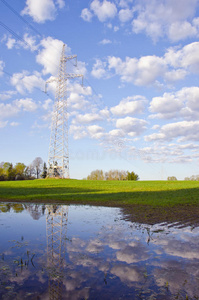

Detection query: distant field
(0, 179), (199, 207)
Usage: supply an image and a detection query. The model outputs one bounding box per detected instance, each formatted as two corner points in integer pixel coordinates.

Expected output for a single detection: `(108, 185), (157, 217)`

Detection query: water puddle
(0, 203), (199, 299)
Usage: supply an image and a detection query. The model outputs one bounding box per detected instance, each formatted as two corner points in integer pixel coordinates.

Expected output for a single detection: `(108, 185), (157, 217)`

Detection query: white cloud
(99, 39), (112, 45)
(36, 37), (70, 75)
(56, 0), (65, 9)
(6, 37), (16, 49)
(11, 71), (45, 94)
(5, 34), (38, 52)
(132, 0), (199, 42)
(149, 86), (199, 120)
(0, 61), (4, 76)
(119, 8), (133, 22)
(81, 8), (93, 22)
(108, 55), (166, 85)
(0, 103), (20, 120)
(15, 98), (38, 112)
(0, 120), (8, 128)
(145, 120), (199, 142)
(168, 21), (197, 42)
(68, 93), (89, 110)
(73, 113), (103, 124)
(91, 59), (107, 79)
(21, 0), (64, 23)
(10, 122), (19, 127)
(111, 95), (147, 116)
(164, 69), (187, 82)
(90, 0), (117, 22)
(42, 99), (53, 110)
(0, 91), (16, 101)
(87, 125), (104, 134)
(91, 41), (199, 85)
(116, 116), (147, 136)
(69, 125), (88, 140)
(165, 42), (199, 73)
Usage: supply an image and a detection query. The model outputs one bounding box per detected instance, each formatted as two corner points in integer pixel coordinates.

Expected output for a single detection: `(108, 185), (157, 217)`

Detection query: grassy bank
(0, 178), (199, 207)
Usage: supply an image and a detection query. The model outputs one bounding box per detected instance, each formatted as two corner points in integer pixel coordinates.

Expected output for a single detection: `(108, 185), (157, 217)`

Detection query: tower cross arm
(45, 77), (58, 93)
(65, 73), (84, 85)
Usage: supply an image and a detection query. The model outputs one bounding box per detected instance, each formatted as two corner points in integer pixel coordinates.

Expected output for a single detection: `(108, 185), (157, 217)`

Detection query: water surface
(0, 203), (199, 299)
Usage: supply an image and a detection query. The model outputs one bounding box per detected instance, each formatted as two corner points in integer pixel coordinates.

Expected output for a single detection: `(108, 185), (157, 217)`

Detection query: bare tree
(32, 157), (43, 179)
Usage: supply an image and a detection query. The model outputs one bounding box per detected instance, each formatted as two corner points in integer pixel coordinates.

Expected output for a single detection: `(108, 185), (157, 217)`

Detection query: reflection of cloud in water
(153, 260), (199, 298)
(164, 239), (199, 259)
(86, 239), (104, 253)
(116, 243), (150, 264)
(111, 264), (144, 286)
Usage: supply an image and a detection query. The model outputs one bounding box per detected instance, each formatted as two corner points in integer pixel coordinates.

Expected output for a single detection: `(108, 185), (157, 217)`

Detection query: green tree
(41, 162), (47, 178)
(127, 171), (139, 181)
(167, 176), (177, 181)
(15, 162), (26, 179)
(3, 162), (16, 180)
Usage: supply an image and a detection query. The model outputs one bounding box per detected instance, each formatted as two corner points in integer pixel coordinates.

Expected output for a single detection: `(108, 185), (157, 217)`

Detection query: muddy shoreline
(1, 198), (199, 228)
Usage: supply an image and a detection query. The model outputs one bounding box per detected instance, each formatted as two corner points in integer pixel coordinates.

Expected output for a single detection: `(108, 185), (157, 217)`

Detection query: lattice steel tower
(46, 44), (83, 178)
(46, 205), (69, 300)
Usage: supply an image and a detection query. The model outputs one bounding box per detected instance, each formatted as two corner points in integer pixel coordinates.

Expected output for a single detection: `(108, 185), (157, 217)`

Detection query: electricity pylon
(46, 44), (83, 178)
(46, 205), (69, 300)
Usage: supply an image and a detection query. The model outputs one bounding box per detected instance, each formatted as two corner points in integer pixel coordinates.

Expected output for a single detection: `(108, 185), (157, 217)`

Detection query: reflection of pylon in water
(46, 205), (68, 300)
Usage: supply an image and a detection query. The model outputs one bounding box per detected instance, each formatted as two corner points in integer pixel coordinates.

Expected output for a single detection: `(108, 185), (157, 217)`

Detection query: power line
(0, 0), (104, 110)
(0, 0), (42, 37)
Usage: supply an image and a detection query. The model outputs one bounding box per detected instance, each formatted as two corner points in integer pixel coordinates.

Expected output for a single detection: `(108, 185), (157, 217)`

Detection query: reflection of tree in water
(46, 205), (68, 300)
(24, 204), (46, 220)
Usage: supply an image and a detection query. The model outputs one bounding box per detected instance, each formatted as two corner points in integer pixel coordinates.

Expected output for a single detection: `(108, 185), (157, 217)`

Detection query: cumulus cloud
(11, 71), (45, 94)
(0, 60), (4, 76)
(91, 41), (199, 85)
(165, 42), (199, 73)
(0, 103), (20, 120)
(14, 98), (38, 112)
(73, 113), (103, 124)
(21, 0), (65, 23)
(132, 0), (199, 42)
(87, 125), (104, 139)
(6, 37), (16, 49)
(116, 116), (147, 136)
(69, 124), (87, 139)
(168, 21), (197, 42)
(91, 59), (107, 79)
(145, 120), (199, 142)
(81, 8), (93, 22)
(36, 37), (70, 75)
(149, 86), (199, 120)
(111, 95), (147, 116)
(99, 39), (112, 45)
(81, 0), (117, 23)
(68, 93), (89, 110)
(108, 55), (166, 85)
(118, 8), (133, 22)
(0, 91), (16, 101)
(5, 34), (38, 52)
(90, 0), (117, 22)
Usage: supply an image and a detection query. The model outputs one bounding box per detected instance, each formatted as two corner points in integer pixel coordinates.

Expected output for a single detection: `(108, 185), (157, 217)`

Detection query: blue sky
(1, 0), (199, 180)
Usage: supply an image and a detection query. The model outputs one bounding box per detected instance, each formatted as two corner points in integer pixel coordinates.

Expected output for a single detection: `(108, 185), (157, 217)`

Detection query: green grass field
(0, 178), (199, 207)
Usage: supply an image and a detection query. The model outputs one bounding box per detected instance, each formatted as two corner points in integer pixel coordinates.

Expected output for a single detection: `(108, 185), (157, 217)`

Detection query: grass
(0, 178), (199, 207)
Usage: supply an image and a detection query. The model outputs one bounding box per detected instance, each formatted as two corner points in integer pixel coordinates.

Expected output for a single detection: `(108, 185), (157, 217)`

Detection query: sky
(0, 0), (199, 180)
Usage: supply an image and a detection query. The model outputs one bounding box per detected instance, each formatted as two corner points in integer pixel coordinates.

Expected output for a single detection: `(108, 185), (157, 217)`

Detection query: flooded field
(0, 203), (199, 300)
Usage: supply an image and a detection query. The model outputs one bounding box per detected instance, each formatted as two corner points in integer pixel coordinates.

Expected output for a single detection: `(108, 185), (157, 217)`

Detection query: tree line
(0, 157), (47, 181)
(86, 169), (139, 181)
